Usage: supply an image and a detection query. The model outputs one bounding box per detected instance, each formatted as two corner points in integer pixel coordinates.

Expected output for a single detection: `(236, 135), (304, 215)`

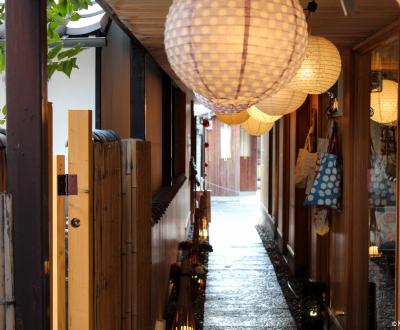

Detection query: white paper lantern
(247, 106), (282, 123)
(195, 92), (247, 114)
(241, 117), (274, 136)
(256, 87), (307, 116)
(165, 0), (308, 110)
(289, 36), (341, 94)
(215, 111), (249, 125)
(370, 79), (398, 125)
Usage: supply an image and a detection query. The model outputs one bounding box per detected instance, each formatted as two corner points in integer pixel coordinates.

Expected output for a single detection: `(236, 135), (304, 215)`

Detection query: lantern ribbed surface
(247, 106), (282, 123)
(288, 36), (341, 94)
(370, 79), (398, 125)
(215, 111), (250, 125)
(241, 117), (274, 136)
(195, 92), (247, 114)
(165, 0), (308, 109)
(256, 87), (307, 116)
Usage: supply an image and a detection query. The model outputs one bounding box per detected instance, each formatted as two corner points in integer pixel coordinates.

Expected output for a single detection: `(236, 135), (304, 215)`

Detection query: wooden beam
(68, 110), (94, 330)
(131, 39), (146, 140)
(52, 156), (66, 330)
(5, 0), (49, 328)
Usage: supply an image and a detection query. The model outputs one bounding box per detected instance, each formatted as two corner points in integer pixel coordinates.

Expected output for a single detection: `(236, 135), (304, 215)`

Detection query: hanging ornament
(247, 106), (282, 123)
(256, 87), (307, 116)
(202, 119), (210, 128)
(370, 79), (398, 125)
(165, 0), (308, 110)
(215, 111), (249, 126)
(288, 35), (341, 94)
(204, 142), (209, 148)
(204, 162), (208, 168)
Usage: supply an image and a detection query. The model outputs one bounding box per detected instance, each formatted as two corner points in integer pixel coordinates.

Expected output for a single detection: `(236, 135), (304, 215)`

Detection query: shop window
(368, 37), (398, 328)
(240, 128), (251, 158)
(220, 124), (232, 160)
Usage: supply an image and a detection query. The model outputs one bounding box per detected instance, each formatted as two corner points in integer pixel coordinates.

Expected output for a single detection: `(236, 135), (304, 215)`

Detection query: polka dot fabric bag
(304, 123), (342, 210)
(368, 155), (396, 207)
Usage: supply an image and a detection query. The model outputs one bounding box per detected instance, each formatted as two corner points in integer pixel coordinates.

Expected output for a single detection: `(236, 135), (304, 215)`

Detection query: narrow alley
(204, 194), (296, 329)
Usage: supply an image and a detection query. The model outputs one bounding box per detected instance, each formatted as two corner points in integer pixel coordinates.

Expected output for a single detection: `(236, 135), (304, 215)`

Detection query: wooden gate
(52, 110), (152, 330)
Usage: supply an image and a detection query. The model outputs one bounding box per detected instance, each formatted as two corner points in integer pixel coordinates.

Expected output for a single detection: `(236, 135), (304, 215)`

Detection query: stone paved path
(204, 193), (296, 330)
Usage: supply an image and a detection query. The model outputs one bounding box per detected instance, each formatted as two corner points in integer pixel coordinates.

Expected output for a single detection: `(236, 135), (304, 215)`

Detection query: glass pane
(369, 38), (398, 329)
(220, 124), (232, 160)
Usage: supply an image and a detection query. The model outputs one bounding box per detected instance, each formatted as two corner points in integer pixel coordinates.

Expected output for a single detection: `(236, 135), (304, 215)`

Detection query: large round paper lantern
(215, 111), (249, 125)
(195, 92), (247, 114)
(370, 79), (398, 124)
(241, 118), (274, 136)
(288, 36), (341, 94)
(256, 87), (307, 116)
(247, 106), (282, 123)
(165, 0), (308, 109)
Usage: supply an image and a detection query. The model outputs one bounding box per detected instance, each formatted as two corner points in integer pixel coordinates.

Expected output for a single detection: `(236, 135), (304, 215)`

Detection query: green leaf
(70, 13), (81, 21)
(48, 43), (63, 60)
(2, 105), (7, 116)
(57, 45), (83, 60)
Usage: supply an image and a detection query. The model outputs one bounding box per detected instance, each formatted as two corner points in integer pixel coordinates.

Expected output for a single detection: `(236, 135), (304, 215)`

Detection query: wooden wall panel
(287, 100), (310, 278)
(260, 134), (268, 210)
(146, 59), (163, 194)
(52, 156), (66, 330)
(240, 136), (258, 191)
(93, 141), (123, 330)
(151, 182), (190, 325)
(205, 119), (241, 196)
(68, 110), (94, 330)
(101, 22), (131, 137)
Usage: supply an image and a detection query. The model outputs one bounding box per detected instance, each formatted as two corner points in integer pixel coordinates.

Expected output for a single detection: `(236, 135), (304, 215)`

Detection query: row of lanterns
(164, 0), (343, 136)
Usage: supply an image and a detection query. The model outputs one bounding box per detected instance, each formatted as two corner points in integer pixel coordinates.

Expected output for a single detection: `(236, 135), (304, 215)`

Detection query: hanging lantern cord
(304, 1), (318, 25)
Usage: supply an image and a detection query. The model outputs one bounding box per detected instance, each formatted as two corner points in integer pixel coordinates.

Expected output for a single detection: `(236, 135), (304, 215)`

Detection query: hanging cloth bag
(304, 122), (342, 211)
(294, 127), (318, 188)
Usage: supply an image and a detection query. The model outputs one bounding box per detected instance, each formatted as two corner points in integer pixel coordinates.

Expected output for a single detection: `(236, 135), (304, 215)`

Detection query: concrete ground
(204, 193), (296, 330)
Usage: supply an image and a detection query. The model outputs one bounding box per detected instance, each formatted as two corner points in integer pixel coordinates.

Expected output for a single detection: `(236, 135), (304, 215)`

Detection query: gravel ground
(256, 225), (303, 329)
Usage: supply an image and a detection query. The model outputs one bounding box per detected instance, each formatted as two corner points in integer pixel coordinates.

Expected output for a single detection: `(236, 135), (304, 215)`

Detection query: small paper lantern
(215, 111), (249, 125)
(165, 0), (308, 109)
(195, 93), (247, 114)
(256, 87), (308, 116)
(204, 142), (209, 148)
(202, 119), (210, 127)
(247, 106), (282, 123)
(370, 79), (398, 125)
(241, 117), (274, 136)
(289, 36), (341, 94)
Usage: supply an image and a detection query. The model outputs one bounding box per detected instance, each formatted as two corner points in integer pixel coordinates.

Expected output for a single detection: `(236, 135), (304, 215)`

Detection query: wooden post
(132, 140), (152, 330)
(0, 194), (15, 329)
(52, 156), (66, 330)
(6, 0), (49, 327)
(93, 140), (122, 330)
(68, 110), (94, 330)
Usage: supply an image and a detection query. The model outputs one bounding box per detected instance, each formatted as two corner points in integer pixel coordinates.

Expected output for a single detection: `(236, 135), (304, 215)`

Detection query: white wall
(49, 48), (96, 155)
(0, 47), (96, 156)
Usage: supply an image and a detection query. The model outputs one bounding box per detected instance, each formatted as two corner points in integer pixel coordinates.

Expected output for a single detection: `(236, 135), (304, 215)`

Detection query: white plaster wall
(49, 48), (96, 156)
(0, 47), (96, 156)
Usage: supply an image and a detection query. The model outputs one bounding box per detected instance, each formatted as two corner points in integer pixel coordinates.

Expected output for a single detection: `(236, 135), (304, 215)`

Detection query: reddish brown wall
(205, 119), (241, 196)
(146, 59), (163, 195)
(101, 21), (131, 137)
(240, 136), (258, 191)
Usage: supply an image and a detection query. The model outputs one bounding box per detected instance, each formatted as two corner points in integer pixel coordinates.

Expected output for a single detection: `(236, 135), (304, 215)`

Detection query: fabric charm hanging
(294, 127), (318, 188)
(312, 207), (330, 236)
